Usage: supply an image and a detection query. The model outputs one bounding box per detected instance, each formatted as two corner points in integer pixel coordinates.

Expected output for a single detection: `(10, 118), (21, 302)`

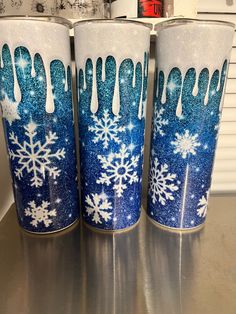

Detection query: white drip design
(101, 59), (106, 82)
(31, 61), (36, 78)
(45, 60), (55, 114)
(176, 96), (182, 117)
(138, 63), (144, 120)
(192, 71), (199, 97)
(91, 61), (99, 114)
(204, 74), (211, 106)
(64, 66), (69, 92)
(12, 55), (21, 103)
(79, 54), (147, 120)
(112, 64), (120, 116)
(132, 65), (136, 88)
(0, 54), (3, 68)
(161, 78), (167, 105)
(158, 64), (226, 117)
(155, 69), (159, 99)
(0, 44), (70, 114)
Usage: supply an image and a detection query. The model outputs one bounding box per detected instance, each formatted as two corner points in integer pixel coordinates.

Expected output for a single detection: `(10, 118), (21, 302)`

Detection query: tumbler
(74, 20), (151, 231)
(0, 17), (79, 233)
(148, 18), (234, 231)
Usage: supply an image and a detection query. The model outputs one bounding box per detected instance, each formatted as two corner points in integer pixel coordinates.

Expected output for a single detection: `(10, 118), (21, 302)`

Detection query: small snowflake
(153, 107), (169, 138)
(88, 109), (126, 149)
(0, 95), (20, 125)
(85, 193), (112, 224)
(8, 121), (65, 187)
(171, 130), (201, 159)
(197, 190), (209, 218)
(97, 144), (140, 197)
(24, 200), (56, 228)
(149, 158), (179, 205)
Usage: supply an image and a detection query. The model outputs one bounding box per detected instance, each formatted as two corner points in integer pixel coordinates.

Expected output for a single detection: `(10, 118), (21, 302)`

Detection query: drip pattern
(148, 61), (228, 229)
(78, 53), (149, 231)
(0, 44), (79, 233)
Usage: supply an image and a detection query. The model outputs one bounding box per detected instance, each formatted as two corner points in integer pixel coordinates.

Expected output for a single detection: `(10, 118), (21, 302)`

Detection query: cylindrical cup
(74, 20), (151, 232)
(148, 18), (235, 231)
(0, 17), (79, 233)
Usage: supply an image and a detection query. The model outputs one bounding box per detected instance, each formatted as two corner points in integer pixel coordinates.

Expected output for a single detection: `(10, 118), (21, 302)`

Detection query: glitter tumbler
(0, 17), (79, 233)
(74, 20), (151, 232)
(148, 19), (234, 231)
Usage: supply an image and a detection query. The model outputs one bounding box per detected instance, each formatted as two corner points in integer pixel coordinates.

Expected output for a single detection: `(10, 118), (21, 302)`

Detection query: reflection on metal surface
(81, 223), (143, 314)
(21, 224), (82, 314)
(144, 219), (202, 314)
(0, 197), (236, 314)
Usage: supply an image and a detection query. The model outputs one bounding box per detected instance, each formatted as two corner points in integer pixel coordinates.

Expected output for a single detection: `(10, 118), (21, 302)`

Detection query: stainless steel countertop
(0, 196), (236, 314)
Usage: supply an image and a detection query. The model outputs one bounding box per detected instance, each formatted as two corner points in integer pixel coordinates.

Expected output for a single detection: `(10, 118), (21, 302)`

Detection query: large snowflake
(8, 121), (65, 187)
(149, 157), (179, 205)
(24, 200), (57, 228)
(85, 193), (112, 224)
(88, 109), (126, 149)
(171, 130), (201, 159)
(153, 106), (168, 138)
(0, 95), (20, 125)
(197, 190), (209, 218)
(97, 144), (140, 197)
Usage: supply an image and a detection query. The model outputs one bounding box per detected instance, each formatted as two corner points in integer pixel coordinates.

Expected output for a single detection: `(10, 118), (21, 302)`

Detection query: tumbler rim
(74, 18), (153, 30)
(154, 18), (235, 31)
(0, 15), (72, 28)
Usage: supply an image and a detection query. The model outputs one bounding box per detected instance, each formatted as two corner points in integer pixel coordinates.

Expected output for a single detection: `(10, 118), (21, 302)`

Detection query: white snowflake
(0, 95), (20, 125)
(97, 144), (140, 197)
(8, 121), (65, 187)
(153, 106), (168, 138)
(85, 193), (112, 224)
(197, 190), (209, 218)
(24, 200), (57, 228)
(171, 130), (201, 159)
(88, 109), (126, 149)
(149, 157), (179, 205)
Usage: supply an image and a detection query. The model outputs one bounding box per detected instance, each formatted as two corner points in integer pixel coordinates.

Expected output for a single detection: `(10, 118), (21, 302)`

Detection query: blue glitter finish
(148, 61), (227, 230)
(78, 53), (149, 231)
(0, 44), (79, 233)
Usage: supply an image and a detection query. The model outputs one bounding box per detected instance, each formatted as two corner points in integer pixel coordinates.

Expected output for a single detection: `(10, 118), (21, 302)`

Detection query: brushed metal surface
(0, 196), (236, 314)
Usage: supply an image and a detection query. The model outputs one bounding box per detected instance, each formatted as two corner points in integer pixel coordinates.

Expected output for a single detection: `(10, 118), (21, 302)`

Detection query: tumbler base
(20, 219), (79, 236)
(83, 217), (141, 234)
(147, 216), (205, 233)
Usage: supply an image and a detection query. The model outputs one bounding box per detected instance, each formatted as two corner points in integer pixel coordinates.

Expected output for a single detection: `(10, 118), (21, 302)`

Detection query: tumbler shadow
(20, 223), (82, 314)
(143, 216), (203, 314)
(80, 218), (145, 314)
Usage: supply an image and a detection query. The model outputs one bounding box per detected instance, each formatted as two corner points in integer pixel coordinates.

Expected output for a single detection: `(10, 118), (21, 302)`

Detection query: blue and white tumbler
(148, 19), (234, 231)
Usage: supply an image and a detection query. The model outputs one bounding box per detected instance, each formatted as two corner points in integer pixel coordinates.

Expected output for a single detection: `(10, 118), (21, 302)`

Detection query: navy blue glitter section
(78, 53), (149, 231)
(147, 61), (228, 229)
(0, 44), (79, 233)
